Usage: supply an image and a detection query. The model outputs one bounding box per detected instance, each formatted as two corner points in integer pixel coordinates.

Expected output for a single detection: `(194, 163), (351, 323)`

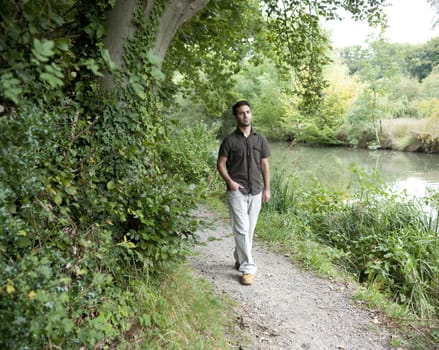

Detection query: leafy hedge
(0, 1), (210, 348)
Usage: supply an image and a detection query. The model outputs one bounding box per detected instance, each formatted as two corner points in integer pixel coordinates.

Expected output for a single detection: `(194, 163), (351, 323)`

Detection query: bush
(160, 122), (218, 188)
(0, 2), (205, 346)
(0, 95), (206, 347)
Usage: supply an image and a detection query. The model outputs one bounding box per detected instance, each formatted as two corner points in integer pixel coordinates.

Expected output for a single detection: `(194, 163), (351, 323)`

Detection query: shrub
(160, 122), (219, 188)
(0, 94), (205, 347)
(0, 1), (205, 347)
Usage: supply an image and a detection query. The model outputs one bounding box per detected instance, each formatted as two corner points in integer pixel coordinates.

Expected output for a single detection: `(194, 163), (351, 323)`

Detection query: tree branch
(154, 0), (210, 68)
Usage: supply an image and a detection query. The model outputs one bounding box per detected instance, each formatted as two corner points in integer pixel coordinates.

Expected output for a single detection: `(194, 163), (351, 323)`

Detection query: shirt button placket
(247, 137), (251, 194)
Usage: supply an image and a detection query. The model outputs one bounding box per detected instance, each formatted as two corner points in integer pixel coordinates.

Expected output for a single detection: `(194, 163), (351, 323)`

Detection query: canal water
(271, 143), (439, 198)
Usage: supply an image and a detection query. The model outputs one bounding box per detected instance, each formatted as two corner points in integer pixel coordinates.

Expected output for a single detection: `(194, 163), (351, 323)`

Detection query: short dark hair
(232, 100), (251, 116)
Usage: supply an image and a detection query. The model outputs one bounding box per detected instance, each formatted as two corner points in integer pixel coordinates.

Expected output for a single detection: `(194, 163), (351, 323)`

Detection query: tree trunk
(102, 0), (209, 89)
(102, 0), (156, 89)
(153, 0), (210, 68)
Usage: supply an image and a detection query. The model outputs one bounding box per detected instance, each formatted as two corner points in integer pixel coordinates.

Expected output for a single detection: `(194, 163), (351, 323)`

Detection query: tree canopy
(0, 0), (395, 348)
(1, 0), (391, 109)
(160, 0), (389, 114)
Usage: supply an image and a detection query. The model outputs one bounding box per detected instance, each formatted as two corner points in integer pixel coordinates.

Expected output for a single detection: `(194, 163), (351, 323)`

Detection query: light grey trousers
(227, 190), (262, 275)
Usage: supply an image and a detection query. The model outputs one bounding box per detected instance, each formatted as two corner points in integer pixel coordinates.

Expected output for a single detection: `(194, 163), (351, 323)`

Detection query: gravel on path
(190, 207), (393, 350)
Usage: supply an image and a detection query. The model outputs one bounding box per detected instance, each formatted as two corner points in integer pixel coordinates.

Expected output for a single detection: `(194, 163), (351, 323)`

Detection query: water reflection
(393, 177), (438, 198)
(271, 143), (439, 196)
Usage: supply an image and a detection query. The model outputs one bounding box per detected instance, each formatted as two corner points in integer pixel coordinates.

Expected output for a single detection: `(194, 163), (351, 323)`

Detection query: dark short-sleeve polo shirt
(218, 128), (270, 195)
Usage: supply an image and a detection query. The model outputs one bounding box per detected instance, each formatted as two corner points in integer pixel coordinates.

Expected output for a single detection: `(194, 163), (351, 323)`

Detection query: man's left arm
(261, 157), (271, 203)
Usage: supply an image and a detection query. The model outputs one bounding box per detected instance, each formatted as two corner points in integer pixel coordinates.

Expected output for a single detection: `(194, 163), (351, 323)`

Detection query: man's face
(235, 105), (252, 127)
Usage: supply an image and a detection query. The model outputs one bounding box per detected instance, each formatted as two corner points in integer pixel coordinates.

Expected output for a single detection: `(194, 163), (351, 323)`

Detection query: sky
(325, 0), (439, 48)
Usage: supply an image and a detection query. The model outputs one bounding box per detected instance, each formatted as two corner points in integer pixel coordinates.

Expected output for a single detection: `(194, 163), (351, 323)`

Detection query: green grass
(127, 264), (245, 350)
(252, 168), (439, 349)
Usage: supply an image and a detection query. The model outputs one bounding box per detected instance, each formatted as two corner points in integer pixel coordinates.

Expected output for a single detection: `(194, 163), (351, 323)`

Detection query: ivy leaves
(0, 1), (115, 106)
(0, 74), (22, 104)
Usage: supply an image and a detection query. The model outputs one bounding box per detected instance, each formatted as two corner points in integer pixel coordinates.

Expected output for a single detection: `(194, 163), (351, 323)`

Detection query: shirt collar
(235, 127), (257, 136)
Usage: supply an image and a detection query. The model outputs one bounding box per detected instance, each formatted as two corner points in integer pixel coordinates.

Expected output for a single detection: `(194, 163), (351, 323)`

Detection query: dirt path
(190, 207), (393, 350)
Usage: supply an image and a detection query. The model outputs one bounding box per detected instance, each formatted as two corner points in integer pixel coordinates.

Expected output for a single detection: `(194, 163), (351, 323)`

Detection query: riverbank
(337, 118), (439, 153)
(256, 164), (439, 349)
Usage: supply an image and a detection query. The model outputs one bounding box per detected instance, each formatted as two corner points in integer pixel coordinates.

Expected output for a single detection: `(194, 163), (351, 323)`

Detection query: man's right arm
(217, 156), (241, 191)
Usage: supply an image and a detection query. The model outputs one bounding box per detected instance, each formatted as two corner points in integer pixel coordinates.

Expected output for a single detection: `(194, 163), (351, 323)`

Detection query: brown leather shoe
(240, 274), (254, 285)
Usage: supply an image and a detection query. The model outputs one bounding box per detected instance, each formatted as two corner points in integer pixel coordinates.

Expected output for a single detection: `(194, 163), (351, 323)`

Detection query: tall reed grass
(259, 168), (439, 348)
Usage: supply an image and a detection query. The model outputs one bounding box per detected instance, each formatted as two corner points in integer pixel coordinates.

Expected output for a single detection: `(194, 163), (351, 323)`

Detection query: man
(217, 100), (271, 285)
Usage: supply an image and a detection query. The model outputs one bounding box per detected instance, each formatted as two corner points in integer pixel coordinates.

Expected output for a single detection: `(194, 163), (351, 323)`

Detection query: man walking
(217, 100), (271, 285)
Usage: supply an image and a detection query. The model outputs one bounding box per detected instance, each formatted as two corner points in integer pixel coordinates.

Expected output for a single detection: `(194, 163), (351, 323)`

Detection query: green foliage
(0, 73), (22, 104)
(0, 1), (205, 348)
(282, 61), (359, 144)
(160, 122), (219, 187)
(259, 168), (438, 347)
(164, 0), (267, 116)
(0, 95), (200, 347)
(420, 65), (439, 100)
(0, 126), (120, 346)
(405, 37), (439, 81)
(342, 38), (404, 87)
(0, 0), (109, 106)
(388, 77), (422, 118)
(339, 38), (439, 148)
(264, 0), (330, 114)
(341, 41), (411, 78)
